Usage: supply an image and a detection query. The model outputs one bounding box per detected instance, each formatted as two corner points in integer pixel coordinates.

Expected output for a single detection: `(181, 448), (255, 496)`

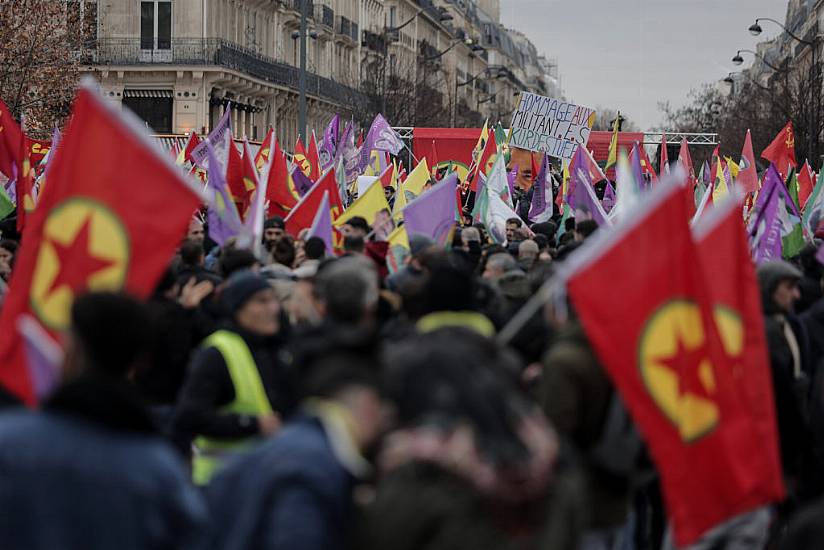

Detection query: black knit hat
(222, 271), (272, 314)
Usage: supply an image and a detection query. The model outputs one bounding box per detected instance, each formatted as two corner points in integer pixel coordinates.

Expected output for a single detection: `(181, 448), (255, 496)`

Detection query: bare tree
(0, 0), (89, 137)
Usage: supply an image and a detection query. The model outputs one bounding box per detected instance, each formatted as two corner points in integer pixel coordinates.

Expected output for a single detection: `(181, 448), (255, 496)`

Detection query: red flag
(182, 132), (201, 164)
(470, 133), (497, 191)
(761, 121), (797, 178)
(530, 152), (540, 186)
(255, 128), (274, 171)
(566, 181), (773, 546)
(356, 130), (363, 149)
(225, 140), (249, 216)
(0, 84), (201, 405)
(285, 169), (343, 238)
(263, 139), (298, 218)
(637, 146), (659, 185)
(692, 196), (785, 507)
(798, 161), (815, 210)
(0, 99), (23, 179)
(307, 131), (322, 181)
(737, 130), (758, 194)
(378, 163), (395, 188)
(293, 136), (313, 179)
(678, 138), (697, 217)
(659, 133), (669, 178)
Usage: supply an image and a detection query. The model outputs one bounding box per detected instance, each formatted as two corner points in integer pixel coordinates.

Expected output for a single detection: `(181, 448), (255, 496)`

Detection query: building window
(388, 6), (396, 27)
(140, 0), (171, 50)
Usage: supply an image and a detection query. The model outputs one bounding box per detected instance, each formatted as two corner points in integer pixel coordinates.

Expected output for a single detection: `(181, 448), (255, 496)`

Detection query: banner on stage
(509, 92), (596, 162)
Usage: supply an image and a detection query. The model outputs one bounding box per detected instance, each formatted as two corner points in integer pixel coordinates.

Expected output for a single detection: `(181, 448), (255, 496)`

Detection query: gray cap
(756, 260), (802, 313)
(408, 234), (435, 257)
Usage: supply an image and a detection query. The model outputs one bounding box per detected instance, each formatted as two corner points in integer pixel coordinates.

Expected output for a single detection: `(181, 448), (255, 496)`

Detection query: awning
(123, 89), (174, 98)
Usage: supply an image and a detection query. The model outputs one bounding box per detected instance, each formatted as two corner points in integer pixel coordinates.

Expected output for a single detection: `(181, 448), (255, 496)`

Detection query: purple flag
(17, 314), (62, 401)
(308, 190), (333, 255)
(359, 114), (403, 172)
(291, 166), (315, 197)
(191, 104), (232, 170)
(567, 148), (585, 209)
(701, 159), (712, 188)
(748, 164), (785, 263)
(816, 243), (824, 266)
(403, 173), (458, 246)
(528, 154), (553, 223)
(571, 160), (609, 226)
(338, 120), (361, 182)
(602, 181), (616, 214)
(319, 114), (340, 172)
(205, 140), (243, 246)
(507, 164), (519, 199)
(629, 144), (646, 192)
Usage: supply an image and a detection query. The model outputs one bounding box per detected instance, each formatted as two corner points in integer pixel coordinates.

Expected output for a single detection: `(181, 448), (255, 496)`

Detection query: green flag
(0, 185), (14, 220)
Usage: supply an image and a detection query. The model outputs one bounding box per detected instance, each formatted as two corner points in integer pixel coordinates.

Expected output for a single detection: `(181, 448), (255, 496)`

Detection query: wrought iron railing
(89, 38), (364, 105)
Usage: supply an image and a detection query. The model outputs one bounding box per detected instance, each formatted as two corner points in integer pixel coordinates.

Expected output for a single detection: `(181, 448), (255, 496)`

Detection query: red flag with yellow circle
(564, 180), (774, 546)
(0, 83), (202, 406)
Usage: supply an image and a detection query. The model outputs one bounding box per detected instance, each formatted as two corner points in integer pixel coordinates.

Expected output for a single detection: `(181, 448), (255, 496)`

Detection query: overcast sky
(501, 0), (788, 130)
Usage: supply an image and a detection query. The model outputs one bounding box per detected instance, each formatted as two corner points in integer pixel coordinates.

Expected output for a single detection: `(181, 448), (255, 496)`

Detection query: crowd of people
(0, 168), (822, 550)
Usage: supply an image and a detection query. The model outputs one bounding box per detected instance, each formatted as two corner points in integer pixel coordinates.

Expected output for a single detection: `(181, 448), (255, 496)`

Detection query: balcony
(89, 38), (364, 105)
(336, 16), (353, 42)
(290, 0), (314, 15)
(314, 4), (334, 28)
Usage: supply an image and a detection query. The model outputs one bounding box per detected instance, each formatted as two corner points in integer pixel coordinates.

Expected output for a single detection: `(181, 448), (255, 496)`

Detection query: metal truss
(643, 132), (718, 147)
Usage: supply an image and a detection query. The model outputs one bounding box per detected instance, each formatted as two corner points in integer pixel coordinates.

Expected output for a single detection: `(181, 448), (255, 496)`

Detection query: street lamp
(748, 17), (812, 45)
(732, 49), (785, 71)
(423, 37), (479, 61)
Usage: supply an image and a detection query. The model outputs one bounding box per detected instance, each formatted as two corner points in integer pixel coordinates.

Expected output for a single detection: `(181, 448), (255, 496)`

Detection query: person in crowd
(220, 246), (261, 278)
(518, 239), (540, 272)
(541, 305), (639, 550)
(795, 243), (823, 313)
(343, 234), (366, 255)
(293, 236), (327, 279)
(0, 238), (17, 280)
(574, 219), (599, 242)
(204, 342), (388, 550)
(135, 267), (215, 430)
(186, 218), (205, 245)
(176, 239), (222, 288)
(361, 328), (576, 550)
(312, 256), (380, 329)
(263, 216), (287, 252)
(385, 234), (435, 294)
(0, 292), (207, 548)
(340, 216), (370, 240)
(173, 271), (297, 485)
(757, 260), (820, 505)
(483, 252), (520, 281)
(505, 217), (525, 244)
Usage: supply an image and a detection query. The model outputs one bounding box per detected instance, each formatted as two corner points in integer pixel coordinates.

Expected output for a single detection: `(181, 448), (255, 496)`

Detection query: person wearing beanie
(173, 270), (298, 485)
(756, 260), (816, 493)
(263, 216), (286, 252)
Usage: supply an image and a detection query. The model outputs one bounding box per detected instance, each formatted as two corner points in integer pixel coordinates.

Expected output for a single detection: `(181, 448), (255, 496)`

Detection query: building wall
(87, 0), (560, 140)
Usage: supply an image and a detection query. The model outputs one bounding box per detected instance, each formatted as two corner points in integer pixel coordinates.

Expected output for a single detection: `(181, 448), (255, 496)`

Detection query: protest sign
(509, 92), (596, 162)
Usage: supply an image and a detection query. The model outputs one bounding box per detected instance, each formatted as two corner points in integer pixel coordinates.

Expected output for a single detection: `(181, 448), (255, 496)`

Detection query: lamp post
(297, 0), (308, 143)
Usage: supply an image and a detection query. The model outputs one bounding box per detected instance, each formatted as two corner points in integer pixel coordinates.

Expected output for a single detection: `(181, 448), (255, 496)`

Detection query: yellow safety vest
(192, 330), (273, 485)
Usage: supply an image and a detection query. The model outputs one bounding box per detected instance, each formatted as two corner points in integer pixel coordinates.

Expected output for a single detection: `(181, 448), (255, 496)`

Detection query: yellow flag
(363, 150), (383, 177)
(402, 158), (431, 199)
(605, 112), (620, 170)
(724, 156), (740, 179)
(713, 160), (729, 203)
(386, 225), (411, 273)
(334, 178), (390, 226)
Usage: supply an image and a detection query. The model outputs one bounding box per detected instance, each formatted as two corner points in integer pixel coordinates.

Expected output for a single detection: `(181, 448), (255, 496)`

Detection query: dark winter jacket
(0, 374), (206, 549)
(203, 412), (365, 550)
(172, 326), (297, 445)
